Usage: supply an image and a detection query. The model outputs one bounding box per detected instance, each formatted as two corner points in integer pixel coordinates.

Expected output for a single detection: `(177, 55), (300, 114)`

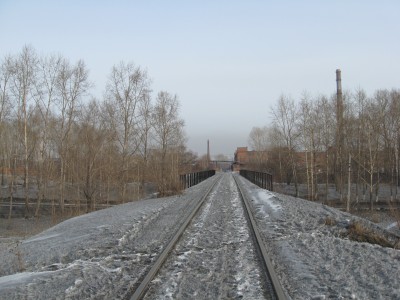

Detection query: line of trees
(0, 46), (195, 218)
(249, 87), (400, 210)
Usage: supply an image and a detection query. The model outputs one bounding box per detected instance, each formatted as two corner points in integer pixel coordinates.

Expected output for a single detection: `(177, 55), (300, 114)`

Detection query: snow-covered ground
(0, 172), (399, 299)
(0, 177), (220, 299)
(237, 175), (400, 299)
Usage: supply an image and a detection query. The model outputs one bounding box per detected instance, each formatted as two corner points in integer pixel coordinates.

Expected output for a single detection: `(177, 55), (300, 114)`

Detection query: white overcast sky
(1, 1), (399, 158)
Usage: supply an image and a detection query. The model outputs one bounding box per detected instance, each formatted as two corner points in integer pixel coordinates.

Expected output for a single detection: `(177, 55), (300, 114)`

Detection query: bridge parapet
(180, 170), (216, 189)
(239, 169), (273, 191)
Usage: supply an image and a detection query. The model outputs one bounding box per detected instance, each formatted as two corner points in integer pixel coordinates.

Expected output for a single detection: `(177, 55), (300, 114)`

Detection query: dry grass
(344, 221), (396, 249)
(9, 240), (25, 272)
(389, 201), (400, 230)
(324, 216), (337, 226)
(369, 213), (382, 224)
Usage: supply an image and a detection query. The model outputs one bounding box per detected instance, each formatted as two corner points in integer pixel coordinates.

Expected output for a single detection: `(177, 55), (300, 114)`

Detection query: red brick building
(233, 147), (269, 171)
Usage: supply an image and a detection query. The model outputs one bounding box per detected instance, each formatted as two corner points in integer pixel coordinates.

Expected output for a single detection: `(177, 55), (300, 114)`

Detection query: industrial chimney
(207, 140), (210, 164)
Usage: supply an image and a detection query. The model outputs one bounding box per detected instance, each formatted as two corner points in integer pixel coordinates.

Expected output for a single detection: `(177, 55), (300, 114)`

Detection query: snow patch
(256, 190), (281, 212)
(386, 222), (399, 230)
(0, 271), (53, 288)
(24, 233), (60, 243)
(65, 278), (83, 294)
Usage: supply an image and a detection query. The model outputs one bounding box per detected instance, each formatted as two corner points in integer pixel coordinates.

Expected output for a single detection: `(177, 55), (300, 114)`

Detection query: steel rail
(130, 173), (221, 300)
(233, 174), (287, 300)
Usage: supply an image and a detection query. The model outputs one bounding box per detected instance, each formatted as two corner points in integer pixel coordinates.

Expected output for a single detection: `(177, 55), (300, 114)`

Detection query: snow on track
(143, 173), (267, 300)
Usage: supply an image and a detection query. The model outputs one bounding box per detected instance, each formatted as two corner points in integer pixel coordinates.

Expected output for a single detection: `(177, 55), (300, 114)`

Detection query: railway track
(234, 174), (286, 300)
(129, 173), (286, 299)
(129, 173), (221, 299)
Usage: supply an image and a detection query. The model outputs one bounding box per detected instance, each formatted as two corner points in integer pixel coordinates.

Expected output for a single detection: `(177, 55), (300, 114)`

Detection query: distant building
(234, 147), (249, 165)
(232, 147), (269, 171)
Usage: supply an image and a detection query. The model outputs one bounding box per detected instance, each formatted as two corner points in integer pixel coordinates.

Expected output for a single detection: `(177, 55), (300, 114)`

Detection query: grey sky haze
(1, 1), (399, 158)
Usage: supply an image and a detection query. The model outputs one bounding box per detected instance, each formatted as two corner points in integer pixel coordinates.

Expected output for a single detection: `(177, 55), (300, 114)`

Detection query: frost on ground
(1, 173), (400, 299)
(237, 175), (400, 300)
(0, 178), (218, 299)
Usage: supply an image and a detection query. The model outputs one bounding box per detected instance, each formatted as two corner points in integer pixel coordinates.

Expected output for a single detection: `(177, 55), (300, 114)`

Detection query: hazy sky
(1, 1), (399, 158)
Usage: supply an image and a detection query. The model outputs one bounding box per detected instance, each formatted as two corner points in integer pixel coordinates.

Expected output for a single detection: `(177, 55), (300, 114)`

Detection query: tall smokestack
(335, 69), (344, 194)
(336, 69), (342, 100)
(207, 140), (210, 163)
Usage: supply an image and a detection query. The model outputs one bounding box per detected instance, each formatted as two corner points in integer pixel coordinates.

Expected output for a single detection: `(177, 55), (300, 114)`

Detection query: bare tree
(271, 95), (299, 196)
(0, 55), (16, 219)
(299, 94), (319, 200)
(10, 46), (38, 217)
(152, 91), (185, 196)
(75, 99), (108, 212)
(104, 61), (150, 202)
(0, 55), (13, 186)
(348, 92), (386, 210)
(248, 126), (270, 170)
(55, 58), (90, 213)
(138, 92), (153, 195)
(32, 54), (63, 217)
(364, 97), (383, 209)
(266, 125), (289, 184)
(388, 90), (400, 200)
(317, 95), (335, 203)
(376, 89), (400, 202)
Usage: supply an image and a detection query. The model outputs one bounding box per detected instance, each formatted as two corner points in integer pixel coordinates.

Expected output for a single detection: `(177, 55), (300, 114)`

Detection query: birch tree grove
(0, 46), (189, 218)
(254, 87), (400, 210)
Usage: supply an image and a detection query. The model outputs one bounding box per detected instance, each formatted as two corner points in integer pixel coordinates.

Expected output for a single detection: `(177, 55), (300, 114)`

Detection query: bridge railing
(180, 169), (216, 189)
(239, 169), (273, 191)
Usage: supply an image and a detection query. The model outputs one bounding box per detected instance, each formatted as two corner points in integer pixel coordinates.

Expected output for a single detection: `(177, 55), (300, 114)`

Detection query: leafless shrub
(344, 221), (395, 249)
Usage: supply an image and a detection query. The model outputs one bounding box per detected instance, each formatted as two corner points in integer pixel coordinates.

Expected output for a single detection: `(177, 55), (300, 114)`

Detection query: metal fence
(180, 170), (216, 189)
(239, 170), (273, 191)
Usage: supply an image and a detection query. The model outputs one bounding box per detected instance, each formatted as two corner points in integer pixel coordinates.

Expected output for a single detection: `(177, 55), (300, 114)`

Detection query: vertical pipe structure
(207, 140), (210, 168)
(336, 69), (344, 200)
